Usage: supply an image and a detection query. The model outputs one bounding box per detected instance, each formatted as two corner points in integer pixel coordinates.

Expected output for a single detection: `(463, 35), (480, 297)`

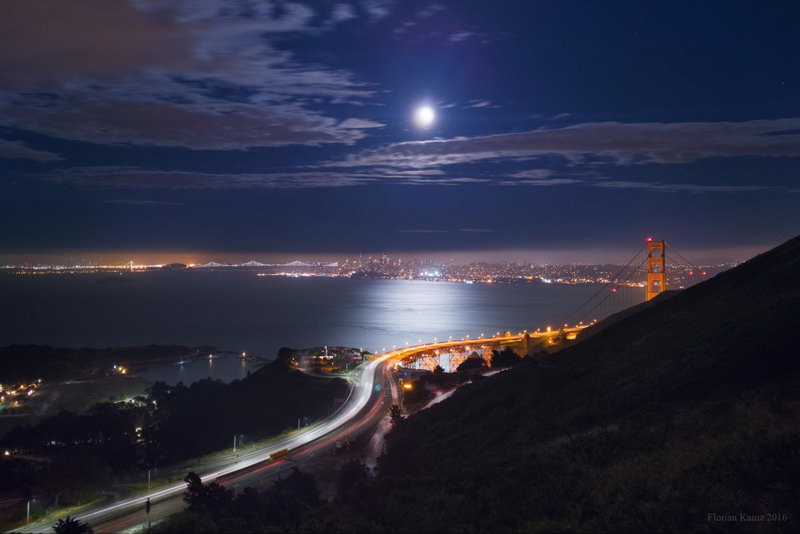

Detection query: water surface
(0, 271), (639, 377)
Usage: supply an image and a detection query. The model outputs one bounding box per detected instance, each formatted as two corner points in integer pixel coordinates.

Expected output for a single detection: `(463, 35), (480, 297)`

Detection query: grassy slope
(369, 236), (800, 532)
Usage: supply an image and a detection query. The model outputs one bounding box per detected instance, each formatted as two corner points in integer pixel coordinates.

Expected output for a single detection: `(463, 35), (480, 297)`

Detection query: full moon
(413, 105), (436, 129)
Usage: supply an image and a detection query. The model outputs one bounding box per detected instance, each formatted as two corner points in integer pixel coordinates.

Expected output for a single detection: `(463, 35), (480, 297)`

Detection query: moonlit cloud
(466, 100), (494, 108)
(510, 169), (554, 179)
(2, 100), (380, 150)
(47, 168), (377, 189)
(329, 118), (800, 168)
(498, 178), (584, 187)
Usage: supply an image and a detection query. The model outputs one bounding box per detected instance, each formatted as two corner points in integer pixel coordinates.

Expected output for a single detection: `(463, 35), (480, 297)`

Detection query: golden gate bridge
(399, 238), (705, 372)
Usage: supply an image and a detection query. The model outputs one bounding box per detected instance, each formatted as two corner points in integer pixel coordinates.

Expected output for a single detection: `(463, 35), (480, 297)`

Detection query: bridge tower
(646, 239), (666, 301)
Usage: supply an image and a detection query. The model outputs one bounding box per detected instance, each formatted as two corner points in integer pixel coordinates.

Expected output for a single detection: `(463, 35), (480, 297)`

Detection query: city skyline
(0, 242), (761, 268)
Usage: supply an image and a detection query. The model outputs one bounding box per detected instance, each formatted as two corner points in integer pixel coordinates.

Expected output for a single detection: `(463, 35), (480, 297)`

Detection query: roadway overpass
(12, 326), (585, 533)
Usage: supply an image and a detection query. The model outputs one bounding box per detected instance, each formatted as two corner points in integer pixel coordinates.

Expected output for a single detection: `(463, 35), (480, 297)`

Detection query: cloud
(448, 31), (475, 42)
(48, 168), (377, 189)
(44, 165), (496, 189)
(396, 227), (492, 234)
(338, 118), (385, 129)
(510, 169), (553, 179)
(498, 178), (583, 187)
(363, 0), (393, 20)
(0, 0), (382, 150)
(2, 99), (377, 149)
(100, 199), (182, 206)
(466, 100), (493, 108)
(592, 181), (779, 193)
(417, 4), (446, 18)
(0, 138), (62, 161)
(397, 229), (450, 233)
(331, 3), (357, 22)
(0, 1), (186, 91)
(398, 177), (492, 186)
(328, 118), (800, 169)
(447, 31), (494, 44)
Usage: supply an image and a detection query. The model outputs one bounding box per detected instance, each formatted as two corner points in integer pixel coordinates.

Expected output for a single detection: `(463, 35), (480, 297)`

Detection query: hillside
(363, 236), (800, 532)
(577, 288), (678, 339)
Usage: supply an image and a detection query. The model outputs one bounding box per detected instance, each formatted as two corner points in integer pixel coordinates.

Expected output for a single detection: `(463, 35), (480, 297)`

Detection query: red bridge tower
(646, 239), (666, 301)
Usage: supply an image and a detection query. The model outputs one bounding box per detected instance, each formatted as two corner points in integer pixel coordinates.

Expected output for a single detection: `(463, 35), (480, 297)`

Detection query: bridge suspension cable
(560, 245), (645, 327)
(666, 241), (702, 272)
(578, 254), (648, 323)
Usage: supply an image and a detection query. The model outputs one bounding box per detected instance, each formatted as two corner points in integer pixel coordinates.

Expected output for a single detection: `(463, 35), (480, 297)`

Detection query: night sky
(1, 0), (798, 263)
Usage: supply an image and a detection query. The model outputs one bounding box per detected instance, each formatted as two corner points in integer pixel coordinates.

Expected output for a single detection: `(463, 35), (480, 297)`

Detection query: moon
(413, 105), (436, 129)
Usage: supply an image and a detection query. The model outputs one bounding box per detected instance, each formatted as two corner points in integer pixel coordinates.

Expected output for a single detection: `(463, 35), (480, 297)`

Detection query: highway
(13, 329), (582, 533)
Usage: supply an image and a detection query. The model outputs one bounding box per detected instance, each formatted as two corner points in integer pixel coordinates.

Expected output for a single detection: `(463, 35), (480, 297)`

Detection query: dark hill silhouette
(368, 235), (800, 532)
(577, 288), (679, 339)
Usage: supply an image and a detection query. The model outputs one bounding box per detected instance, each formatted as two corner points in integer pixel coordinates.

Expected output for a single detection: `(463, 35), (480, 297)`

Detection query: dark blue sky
(1, 0), (798, 263)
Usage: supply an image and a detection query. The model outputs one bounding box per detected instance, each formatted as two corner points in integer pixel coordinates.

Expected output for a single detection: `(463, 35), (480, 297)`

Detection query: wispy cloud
(99, 199), (182, 206)
(397, 227), (493, 234)
(49, 168), (376, 189)
(397, 228), (450, 234)
(510, 169), (553, 179)
(592, 181), (781, 193)
(327, 118), (800, 169)
(498, 178), (583, 187)
(331, 3), (357, 23)
(0, 138), (62, 161)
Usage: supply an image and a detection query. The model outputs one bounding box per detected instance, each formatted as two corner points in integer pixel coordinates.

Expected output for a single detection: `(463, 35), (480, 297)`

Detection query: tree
(336, 459), (370, 503)
(183, 471), (232, 513)
(274, 466), (320, 507)
(390, 404), (403, 424)
(37, 457), (108, 508)
(456, 355), (486, 372)
(433, 364), (445, 374)
(52, 516), (93, 534)
(491, 348), (522, 367)
(261, 468), (321, 531)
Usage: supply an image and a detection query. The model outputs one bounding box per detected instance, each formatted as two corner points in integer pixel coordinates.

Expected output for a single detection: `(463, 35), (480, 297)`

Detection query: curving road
(13, 329), (581, 533)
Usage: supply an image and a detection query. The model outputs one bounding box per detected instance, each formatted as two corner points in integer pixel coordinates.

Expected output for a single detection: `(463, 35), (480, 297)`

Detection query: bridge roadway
(12, 328), (582, 533)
